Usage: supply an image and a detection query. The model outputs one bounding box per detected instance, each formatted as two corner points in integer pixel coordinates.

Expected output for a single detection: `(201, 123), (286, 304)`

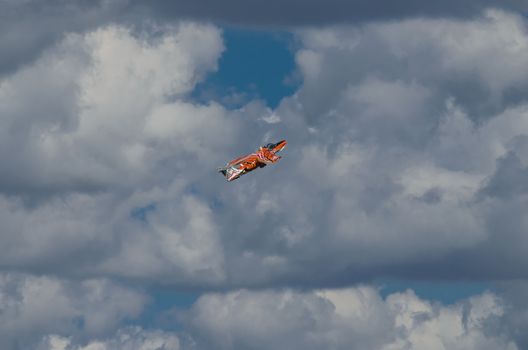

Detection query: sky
(1, 0), (528, 349)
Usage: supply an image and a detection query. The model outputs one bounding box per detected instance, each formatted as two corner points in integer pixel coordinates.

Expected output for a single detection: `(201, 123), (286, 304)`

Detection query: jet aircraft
(218, 140), (287, 181)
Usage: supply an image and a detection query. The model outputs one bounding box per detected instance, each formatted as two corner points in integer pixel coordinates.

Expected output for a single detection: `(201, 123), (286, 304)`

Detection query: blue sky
(194, 27), (298, 108)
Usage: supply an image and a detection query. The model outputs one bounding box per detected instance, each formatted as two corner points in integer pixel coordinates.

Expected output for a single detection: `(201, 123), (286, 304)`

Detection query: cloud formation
(208, 9), (528, 287)
(135, 0), (528, 26)
(2, 2), (528, 349)
(20, 285), (522, 350)
(183, 287), (517, 350)
(38, 328), (181, 350)
(0, 273), (146, 349)
(0, 23), (230, 285)
(1, 8), (528, 288)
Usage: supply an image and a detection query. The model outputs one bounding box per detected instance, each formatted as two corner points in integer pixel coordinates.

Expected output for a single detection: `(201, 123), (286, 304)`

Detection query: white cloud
(0, 23), (229, 284)
(0, 21), (225, 194)
(182, 287), (518, 350)
(0, 273), (146, 350)
(234, 9), (528, 283)
(5, 283), (524, 350)
(39, 327), (181, 350)
(296, 9), (528, 122)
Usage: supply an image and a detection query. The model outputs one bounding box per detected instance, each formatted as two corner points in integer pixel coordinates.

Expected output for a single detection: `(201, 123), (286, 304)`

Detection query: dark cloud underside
(133, 0), (528, 26)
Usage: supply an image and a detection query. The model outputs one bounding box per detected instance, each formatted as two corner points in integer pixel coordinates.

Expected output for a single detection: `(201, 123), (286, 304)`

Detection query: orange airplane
(218, 140), (287, 181)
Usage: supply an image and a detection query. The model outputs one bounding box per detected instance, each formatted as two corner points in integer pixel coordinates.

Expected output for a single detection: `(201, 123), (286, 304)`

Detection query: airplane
(218, 140), (287, 181)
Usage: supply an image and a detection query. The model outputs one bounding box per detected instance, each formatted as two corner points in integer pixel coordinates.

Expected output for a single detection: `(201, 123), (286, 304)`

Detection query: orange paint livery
(218, 140), (287, 181)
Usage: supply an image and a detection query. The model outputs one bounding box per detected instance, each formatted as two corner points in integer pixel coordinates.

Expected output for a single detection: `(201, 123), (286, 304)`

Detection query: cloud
(0, 22), (231, 284)
(220, 9), (528, 285)
(295, 10), (528, 122)
(35, 287), (523, 350)
(133, 0), (527, 26)
(3, 3), (528, 350)
(480, 151), (528, 199)
(1, 9), (528, 289)
(0, 0), (129, 76)
(38, 328), (181, 350)
(0, 273), (146, 350)
(0, 22), (225, 196)
(181, 287), (518, 350)
(3, 1), (526, 80)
